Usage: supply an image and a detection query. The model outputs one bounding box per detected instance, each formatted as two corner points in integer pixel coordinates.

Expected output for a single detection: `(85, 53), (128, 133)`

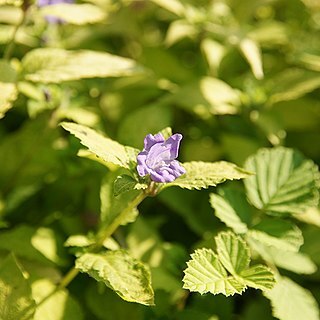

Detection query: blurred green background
(0, 0), (320, 319)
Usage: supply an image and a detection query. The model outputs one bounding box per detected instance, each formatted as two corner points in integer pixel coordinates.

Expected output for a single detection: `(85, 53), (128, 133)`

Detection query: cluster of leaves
(1, 0), (320, 319)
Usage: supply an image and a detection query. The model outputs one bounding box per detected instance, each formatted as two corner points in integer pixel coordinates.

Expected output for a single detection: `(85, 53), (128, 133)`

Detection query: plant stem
(3, 8), (27, 60)
(26, 191), (147, 318)
(95, 192), (147, 248)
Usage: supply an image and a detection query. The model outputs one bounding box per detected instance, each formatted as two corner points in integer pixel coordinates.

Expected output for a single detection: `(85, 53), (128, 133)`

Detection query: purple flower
(137, 133), (186, 183)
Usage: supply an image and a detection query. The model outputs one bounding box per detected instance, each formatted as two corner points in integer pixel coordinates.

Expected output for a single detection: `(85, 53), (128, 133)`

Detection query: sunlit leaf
(248, 218), (303, 252)
(150, 0), (185, 16)
(165, 20), (197, 46)
(201, 38), (226, 75)
(215, 232), (250, 275)
(239, 38), (264, 79)
(168, 161), (251, 190)
(209, 189), (250, 234)
(0, 254), (36, 320)
(33, 279), (84, 320)
(268, 69), (320, 104)
(0, 225), (66, 266)
(200, 77), (241, 114)
(21, 48), (144, 83)
(240, 265), (275, 290)
(183, 232), (275, 296)
(75, 251), (154, 305)
(40, 3), (106, 25)
(248, 22), (288, 46)
(264, 276), (320, 320)
(183, 248), (246, 296)
(0, 5), (22, 25)
(247, 236), (317, 274)
(0, 82), (17, 119)
(61, 122), (139, 170)
(244, 147), (319, 216)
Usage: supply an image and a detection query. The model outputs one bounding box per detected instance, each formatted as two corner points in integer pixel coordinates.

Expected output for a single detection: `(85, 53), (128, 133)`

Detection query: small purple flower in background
(137, 133), (186, 183)
(38, 0), (73, 24)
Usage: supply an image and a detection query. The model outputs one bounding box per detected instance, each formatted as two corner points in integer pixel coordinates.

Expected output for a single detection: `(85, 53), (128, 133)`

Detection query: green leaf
(268, 69), (320, 104)
(201, 38), (226, 75)
(239, 38), (264, 79)
(0, 225), (66, 266)
(114, 175), (147, 196)
(172, 78), (240, 119)
(100, 172), (141, 227)
(61, 122), (139, 170)
(240, 265), (275, 290)
(64, 234), (94, 248)
(0, 254), (36, 320)
(247, 236), (317, 274)
(0, 6), (23, 25)
(75, 251), (154, 305)
(40, 3), (106, 25)
(215, 232), (250, 275)
(150, 0), (185, 16)
(0, 82), (17, 119)
(21, 48), (143, 83)
(248, 218), (303, 252)
(294, 207), (320, 227)
(264, 276), (320, 320)
(200, 77), (241, 114)
(209, 189), (250, 234)
(168, 161), (251, 190)
(244, 147), (319, 216)
(159, 127), (173, 139)
(297, 52), (320, 72)
(0, 59), (17, 82)
(183, 248), (246, 296)
(183, 232), (275, 296)
(165, 20), (197, 46)
(33, 279), (84, 320)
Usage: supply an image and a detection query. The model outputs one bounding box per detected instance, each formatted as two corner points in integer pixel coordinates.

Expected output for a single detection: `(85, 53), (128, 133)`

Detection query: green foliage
(32, 279), (84, 320)
(168, 161), (251, 190)
(75, 250), (154, 306)
(1, 0), (320, 318)
(61, 122), (139, 170)
(244, 147), (319, 216)
(21, 49), (143, 83)
(0, 254), (35, 320)
(39, 4), (106, 25)
(183, 232), (275, 296)
(264, 276), (320, 320)
(0, 82), (17, 118)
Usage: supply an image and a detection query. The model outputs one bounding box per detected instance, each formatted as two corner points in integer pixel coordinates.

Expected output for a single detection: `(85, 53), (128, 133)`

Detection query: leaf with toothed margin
(244, 147), (319, 216)
(182, 248), (246, 296)
(61, 122), (139, 170)
(183, 231), (275, 297)
(113, 174), (147, 196)
(215, 232), (250, 275)
(167, 161), (251, 190)
(264, 276), (320, 320)
(75, 250), (154, 306)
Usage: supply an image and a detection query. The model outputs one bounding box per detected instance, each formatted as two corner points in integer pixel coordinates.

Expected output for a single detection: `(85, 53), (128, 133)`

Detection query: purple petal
(146, 143), (171, 168)
(136, 151), (149, 176)
(163, 134), (183, 159)
(149, 170), (170, 183)
(169, 160), (186, 176)
(143, 133), (165, 151)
